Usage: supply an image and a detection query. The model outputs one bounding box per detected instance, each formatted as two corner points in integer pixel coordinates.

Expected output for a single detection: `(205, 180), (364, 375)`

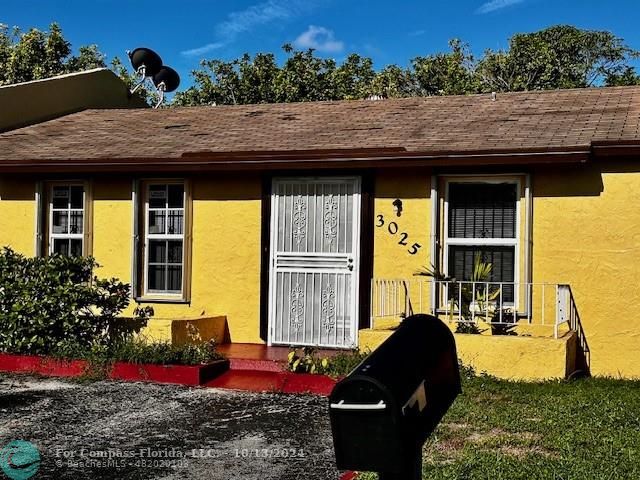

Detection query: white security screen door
(268, 177), (361, 348)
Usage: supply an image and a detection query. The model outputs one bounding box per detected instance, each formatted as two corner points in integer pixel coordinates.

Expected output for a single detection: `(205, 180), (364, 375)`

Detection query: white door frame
(267, 176), (362, 348)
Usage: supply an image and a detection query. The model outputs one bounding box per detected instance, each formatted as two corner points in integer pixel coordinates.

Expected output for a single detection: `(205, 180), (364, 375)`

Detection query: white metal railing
(370, 279), (576, 339)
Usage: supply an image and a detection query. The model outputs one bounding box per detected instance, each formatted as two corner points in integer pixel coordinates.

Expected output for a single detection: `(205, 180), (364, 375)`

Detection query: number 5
(408, 243), (422, 255)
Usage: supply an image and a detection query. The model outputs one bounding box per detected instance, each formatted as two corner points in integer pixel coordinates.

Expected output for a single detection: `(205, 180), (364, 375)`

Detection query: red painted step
(205, 370), (286, 392)
(228, 358), (286, 372)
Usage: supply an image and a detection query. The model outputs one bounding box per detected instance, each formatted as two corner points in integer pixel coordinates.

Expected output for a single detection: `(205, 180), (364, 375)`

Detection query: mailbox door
(330, 378), (404, 471)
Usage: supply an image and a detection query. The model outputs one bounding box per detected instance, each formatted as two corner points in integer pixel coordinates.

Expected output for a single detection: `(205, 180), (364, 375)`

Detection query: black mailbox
(329, 314), (461, 479)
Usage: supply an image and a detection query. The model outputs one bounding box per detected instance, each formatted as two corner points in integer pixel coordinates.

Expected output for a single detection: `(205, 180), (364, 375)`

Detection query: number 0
(388, 222), (398, 234)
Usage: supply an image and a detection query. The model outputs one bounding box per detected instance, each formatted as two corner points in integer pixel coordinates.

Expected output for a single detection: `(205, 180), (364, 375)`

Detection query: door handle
(348, 264), (354, 271)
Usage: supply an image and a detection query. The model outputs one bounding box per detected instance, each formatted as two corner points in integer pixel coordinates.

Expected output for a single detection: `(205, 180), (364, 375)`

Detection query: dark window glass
(70, 211), (83, 234)
(52, 187), (69, 209)
(167, 241), (183, 264)
(53, 239), (69, 255)
(70, 186), (84, 209)
(70, 239), (83, 257)
(167, 210), (184, 234)
(148, 210), (166, 235)
(52, 211), (68, 234)
(148, 240), (167, 264)
(148, 185), (167, 208)
(148, 265), (166, 291)
(167, 266), (182, 291)
(168, 184), (184, 209)
(448, 246), (515, 302)
(449, 183), (517, 239)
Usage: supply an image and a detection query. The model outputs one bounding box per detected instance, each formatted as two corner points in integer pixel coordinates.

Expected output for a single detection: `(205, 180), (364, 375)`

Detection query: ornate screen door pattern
(268, 177), (362, 348)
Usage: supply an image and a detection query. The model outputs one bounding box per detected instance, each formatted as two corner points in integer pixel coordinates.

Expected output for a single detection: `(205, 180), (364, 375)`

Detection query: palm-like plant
(415, 253), (500, 334)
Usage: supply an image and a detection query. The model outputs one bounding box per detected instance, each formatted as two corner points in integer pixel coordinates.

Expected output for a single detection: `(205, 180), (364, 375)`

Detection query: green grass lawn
(357, 370), (640, 479)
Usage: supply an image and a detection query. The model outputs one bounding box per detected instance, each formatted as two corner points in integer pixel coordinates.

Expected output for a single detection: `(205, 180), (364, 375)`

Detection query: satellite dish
(126, 47), (180, 108)
(152, 66), (180, 93)
(128, 48), (163, 77)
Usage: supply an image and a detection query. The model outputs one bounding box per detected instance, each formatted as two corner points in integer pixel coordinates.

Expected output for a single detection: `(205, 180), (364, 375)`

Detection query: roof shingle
(1, 86), (640, 167)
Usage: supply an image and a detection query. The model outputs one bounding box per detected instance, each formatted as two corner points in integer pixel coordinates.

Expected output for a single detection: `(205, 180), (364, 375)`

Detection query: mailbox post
(329, 314), (461, 479)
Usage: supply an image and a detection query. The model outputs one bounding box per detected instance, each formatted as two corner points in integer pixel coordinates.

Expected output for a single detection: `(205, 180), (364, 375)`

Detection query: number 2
(398, 232), (408, 246)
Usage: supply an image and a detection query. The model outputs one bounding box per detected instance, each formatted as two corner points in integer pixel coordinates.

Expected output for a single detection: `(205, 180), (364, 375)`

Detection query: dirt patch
(0, 373), (343, 480)
(468, 428), (541, 445)
(497, 445), (557, 459)
(441, 422), (471, 431)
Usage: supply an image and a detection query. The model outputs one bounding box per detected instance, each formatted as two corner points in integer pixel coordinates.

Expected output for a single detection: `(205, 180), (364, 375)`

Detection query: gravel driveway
(0, 374), (344, 480)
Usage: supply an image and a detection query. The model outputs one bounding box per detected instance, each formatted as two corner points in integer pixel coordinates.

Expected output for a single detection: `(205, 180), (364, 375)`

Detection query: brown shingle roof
(1, 85), (640, 170)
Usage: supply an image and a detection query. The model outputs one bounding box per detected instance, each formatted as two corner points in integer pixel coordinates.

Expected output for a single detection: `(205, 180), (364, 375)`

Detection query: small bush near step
(287, 347), (370, 377)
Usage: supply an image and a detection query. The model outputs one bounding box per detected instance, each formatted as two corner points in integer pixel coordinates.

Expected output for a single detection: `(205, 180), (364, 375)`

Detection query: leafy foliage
(0, 22), (155, 105)
(415, 254), (517, 335)
(0, 23), (105, 86)
(287, 346), (370, 377)
(0, 247), (149, 355)
(477, 25), (639, 91)
(174, 25), (639, 106)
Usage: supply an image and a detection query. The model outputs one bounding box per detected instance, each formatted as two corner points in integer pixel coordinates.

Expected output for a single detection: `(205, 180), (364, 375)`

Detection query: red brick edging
(0, 353), (229, 386)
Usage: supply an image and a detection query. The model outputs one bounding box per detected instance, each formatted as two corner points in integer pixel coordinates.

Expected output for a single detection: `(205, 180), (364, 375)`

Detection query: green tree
(605, 66), (640, 86)
(0, 22), (106, 85)
(412, 39), (481, 96)
(477, 25), (639, 91)
(370, 64), (417, 98)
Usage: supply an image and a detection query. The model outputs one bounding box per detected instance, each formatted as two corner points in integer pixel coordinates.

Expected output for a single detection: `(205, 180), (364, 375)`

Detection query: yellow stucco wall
(359, 328), (575, 381)
(373, 170), (432, 278)
(98, 174), (265, 345)
(533, 163), (640, 378)
(0, 178), (36, 255)
(2, 163), (640, 379)
(3, 174), (265, 345)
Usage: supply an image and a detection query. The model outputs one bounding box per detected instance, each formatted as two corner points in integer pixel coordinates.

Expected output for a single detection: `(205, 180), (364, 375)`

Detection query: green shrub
(111, 338), (221, 365)
(50, 337), (222, 367)
(0, 247), (150, 355)
(287, 347), (370, 378)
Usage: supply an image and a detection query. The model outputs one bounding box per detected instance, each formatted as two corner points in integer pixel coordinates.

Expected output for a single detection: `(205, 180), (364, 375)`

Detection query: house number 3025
(376, 214), (422, 255)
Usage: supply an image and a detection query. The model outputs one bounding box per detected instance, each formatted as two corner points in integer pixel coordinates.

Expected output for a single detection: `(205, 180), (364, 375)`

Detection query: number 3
(408, 243), (422, 255)
(376, 214), (385, 227)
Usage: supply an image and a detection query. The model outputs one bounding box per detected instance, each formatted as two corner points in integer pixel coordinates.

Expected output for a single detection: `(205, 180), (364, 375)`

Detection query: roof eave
(0, 147), (591, 174)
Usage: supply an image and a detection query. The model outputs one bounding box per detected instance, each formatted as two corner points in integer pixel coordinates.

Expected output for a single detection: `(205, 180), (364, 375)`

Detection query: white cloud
(293, 25), (344, 53)
(477, 0), (526, 14)
(408, 29), (426, 37)
(180, 42), (226, 57)
(181, 0), (321, 57)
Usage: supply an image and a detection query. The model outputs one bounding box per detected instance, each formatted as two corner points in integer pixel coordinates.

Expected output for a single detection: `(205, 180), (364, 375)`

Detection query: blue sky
(2, 0), (640, 91)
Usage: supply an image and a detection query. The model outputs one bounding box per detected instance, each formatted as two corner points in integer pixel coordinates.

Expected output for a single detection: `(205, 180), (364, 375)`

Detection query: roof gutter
(0, 147), (591, 173)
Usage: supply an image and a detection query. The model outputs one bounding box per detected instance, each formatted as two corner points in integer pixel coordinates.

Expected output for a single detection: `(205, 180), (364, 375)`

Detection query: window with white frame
(445, 181), (518, 303)
(49, 185), (85, 256)
(144, 183), (185, 295)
